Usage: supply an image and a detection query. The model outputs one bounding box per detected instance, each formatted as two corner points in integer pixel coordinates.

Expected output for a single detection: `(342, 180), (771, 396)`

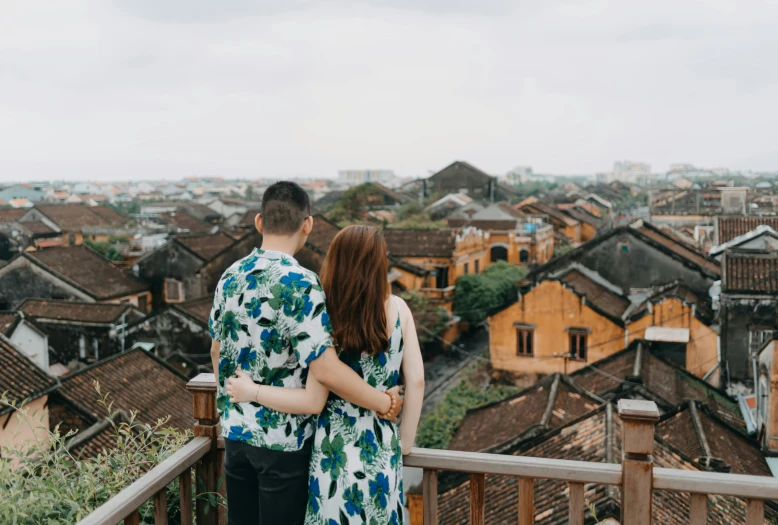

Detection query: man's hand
(226, 370), (259, 404)
(377, 386), (404, 422)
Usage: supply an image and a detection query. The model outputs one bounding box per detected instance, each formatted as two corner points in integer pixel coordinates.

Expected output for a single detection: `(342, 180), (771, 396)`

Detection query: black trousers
(224, 438), (312, 525)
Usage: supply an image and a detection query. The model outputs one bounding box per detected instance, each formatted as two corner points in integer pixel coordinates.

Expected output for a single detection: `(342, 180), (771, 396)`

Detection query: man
(209, 181), (402, 525)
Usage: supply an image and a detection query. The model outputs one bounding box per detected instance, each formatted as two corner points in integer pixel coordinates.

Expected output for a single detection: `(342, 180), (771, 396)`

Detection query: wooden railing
(77, 374), (225, 525)
(79, 375), (778, 525)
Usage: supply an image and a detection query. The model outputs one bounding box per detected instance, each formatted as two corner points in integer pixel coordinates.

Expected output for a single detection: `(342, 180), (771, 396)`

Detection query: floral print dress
(305, 297), (404, 525)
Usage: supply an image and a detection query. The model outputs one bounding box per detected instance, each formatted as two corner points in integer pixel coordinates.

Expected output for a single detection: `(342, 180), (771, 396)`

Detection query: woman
(226, 225), (425, 524)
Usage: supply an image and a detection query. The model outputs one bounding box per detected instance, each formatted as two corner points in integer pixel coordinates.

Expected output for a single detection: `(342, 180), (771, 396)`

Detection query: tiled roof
(632, 221), (720, 276)
(0, 208), (26, 222)
(19, 221), (56, 235)
(27, 245), (150, 300)
(722, 249), (778, 294)
(58, 348), (192, 429)
(174, 295), (213, 324)
(519, 201), (579, 227)
(65, 413), (128, 458)
(557, 269), (631, 323)
(307, 215), (341, 254)
(176, 232), (236, 261)
(657, 402), (771, 476)
(161, 210), (213, 233)
(0, 312), (17, 335)
(571, 344), (746, 433)
(18, 298), (134, 324)
(383, 229), (458, 258)
(561, 206), (605, 228)
(34, 204), (117, 231)
(449, 374), (603, 452)
(437, 406), (772, 525)
(717, 216), (778, 244)
(0, 335), (58, 414)
(89, 205), (127, 224)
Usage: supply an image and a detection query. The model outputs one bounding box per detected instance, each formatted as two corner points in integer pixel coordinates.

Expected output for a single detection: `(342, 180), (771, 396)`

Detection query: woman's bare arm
(226, 370), (329, 415)
(398, 298), (425, 454)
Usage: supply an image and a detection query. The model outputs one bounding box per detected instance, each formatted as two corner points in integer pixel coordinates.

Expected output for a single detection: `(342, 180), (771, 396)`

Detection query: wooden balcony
(77, 375), (778, 525)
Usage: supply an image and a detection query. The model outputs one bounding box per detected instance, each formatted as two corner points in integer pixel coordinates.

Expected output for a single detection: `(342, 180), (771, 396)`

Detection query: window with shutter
(165, 279), (185, 303)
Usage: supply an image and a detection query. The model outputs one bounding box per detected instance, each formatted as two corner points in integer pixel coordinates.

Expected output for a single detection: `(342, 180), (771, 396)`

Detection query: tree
(453, 261), (527, 325)
(399, 291), (450, 347)
(84, 238), (125, 262)
(327, 184), (383, 223)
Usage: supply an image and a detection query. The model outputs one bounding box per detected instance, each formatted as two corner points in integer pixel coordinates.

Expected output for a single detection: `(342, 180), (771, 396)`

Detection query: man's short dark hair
(260, 181), (311, 235)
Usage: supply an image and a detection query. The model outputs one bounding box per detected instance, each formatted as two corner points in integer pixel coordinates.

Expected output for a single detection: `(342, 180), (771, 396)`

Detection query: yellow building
(488, 265), (718, 380)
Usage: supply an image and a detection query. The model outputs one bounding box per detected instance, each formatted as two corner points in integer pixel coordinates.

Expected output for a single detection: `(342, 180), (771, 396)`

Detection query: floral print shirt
(209, 248), (334, 451)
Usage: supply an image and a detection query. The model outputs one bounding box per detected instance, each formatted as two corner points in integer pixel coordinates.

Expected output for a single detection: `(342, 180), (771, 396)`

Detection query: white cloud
(0, 0), (777, 182)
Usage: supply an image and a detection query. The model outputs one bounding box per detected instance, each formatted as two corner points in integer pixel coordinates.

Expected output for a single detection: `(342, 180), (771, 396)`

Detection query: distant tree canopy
(453, 261), (527, 325)
(84, 236), (127, 262)
(327, 184), (384, 223)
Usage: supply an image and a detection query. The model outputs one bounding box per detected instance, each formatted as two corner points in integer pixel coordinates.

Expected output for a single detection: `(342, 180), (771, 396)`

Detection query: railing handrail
(404, 447), (622, 485)
(77, 436), (211, 525)
(654, 466), (778, 500)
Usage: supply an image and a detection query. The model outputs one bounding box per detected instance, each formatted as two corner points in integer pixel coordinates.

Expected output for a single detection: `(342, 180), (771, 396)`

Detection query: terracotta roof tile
(306, 215), (341, 254)
(174, 295), (213, 324)
(0, 208), (26, 222)
(722, 249), (778, 294)
(161, 209), (213, 233)
(0, 312), (17, 335)
(89, 205), (127, 224)
(18, 298), (134, 324)
(633, 222), (720, 276)
(0, 336), (57, 412)
(717, 216), (778, 244)
(58, 348), (192, 429)
(176, 232), (236, 261)
(28, 245), (150, 300)
(449, 375), (603, 452)
(557, 269), (631, 322)
(34, 204), (116, 231)
(383, 229), (457, 258)
(19, 221), (56, 235)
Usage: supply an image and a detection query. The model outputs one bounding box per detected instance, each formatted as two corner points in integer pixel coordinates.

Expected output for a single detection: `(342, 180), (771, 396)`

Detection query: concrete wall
(9, 321), (49, 370)
(0, 259), (91, 309)
(720, 294), (778, 383)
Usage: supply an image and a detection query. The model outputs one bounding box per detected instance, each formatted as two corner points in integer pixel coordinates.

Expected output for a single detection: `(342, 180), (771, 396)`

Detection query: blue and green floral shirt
(209, 248), (334, 451)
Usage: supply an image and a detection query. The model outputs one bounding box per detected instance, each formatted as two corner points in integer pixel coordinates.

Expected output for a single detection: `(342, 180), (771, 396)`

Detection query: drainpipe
(624, 326), (629, 348)
(754, 352), (760, 427)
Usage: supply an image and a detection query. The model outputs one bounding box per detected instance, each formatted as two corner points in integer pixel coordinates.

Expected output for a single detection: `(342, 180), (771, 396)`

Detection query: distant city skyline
(2, 1), (778, 183)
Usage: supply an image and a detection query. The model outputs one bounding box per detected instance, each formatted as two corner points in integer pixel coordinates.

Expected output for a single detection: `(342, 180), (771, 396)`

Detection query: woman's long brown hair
(319, 225), (389, 357)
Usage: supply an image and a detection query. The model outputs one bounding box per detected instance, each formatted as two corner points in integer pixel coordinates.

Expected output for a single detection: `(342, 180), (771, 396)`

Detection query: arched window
(490, 245), (508, 262)
(519, 249), (530, 263)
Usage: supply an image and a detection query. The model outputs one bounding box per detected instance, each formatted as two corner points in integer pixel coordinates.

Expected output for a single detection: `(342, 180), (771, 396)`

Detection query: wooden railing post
(187, 373), (222, 525)
(618, 399), (660, 525)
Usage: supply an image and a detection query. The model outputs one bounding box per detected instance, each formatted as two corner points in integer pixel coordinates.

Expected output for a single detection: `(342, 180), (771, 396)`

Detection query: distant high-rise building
(337, 170), (396, 187)
(598, 160), (652, 183)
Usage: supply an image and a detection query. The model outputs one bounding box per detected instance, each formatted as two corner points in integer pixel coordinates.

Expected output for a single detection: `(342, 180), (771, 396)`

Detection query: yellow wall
(580, 222), (597, 242)
(489, 280), (625, 374)
(489, 283), (718, 378)
(564, 224), (581, 243)
(104, 291), (152, 312)
(625, 298), (718, 378)
(0, 396), (49, 465)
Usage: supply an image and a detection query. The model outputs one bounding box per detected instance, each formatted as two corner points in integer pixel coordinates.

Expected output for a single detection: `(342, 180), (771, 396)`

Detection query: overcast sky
(1, 0), (777, 183)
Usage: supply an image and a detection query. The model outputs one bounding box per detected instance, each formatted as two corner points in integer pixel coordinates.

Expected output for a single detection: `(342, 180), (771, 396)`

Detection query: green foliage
(0, 384), (222, 524)
(328, 184), (383, 223)
(415, 363), (517, 449)
(83, 238), (124, 261)
(399, 291), (450, 346)
(453, 261), (527, 325)
(553, 243), (575, 258)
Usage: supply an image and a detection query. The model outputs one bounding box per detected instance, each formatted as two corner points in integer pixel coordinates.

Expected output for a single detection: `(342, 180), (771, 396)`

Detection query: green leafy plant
(83, 238), (124, 261)
(453, 261), (527, 325)
(0, 383), (222, 524)
(415, 362), (517, 449)
(399, 291), (450, 348)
